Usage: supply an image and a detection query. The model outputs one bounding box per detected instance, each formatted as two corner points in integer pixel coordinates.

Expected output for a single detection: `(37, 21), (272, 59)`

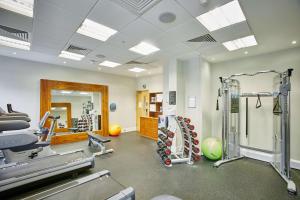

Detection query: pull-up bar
(240, 92), (273, 97)
(220, 70), (281, 82)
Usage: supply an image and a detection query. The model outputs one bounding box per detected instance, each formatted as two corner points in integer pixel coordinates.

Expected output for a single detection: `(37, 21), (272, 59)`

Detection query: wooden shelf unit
(149, 92), (163, 118)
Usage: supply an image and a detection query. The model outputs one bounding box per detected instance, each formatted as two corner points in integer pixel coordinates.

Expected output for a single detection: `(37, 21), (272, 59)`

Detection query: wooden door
(136, 90), (149, 131)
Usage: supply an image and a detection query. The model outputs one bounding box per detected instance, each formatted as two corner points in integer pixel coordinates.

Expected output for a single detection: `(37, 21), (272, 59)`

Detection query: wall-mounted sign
(188, 96), (196, 108)
(169, 91), (176, 105)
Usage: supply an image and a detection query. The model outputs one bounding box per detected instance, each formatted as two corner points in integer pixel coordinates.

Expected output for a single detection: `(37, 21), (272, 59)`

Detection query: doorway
(136, 90), (149, 131)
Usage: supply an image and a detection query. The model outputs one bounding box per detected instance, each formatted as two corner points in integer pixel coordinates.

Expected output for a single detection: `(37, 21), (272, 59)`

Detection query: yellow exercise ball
(109, 124), (122, 136)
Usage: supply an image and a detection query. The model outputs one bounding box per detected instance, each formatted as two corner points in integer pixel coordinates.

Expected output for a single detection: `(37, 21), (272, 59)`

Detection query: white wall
(163, 57), (211, 144)
(136, 74), (163, 92)
(0, 55), (137, 130)
(210, 47), (300, 161)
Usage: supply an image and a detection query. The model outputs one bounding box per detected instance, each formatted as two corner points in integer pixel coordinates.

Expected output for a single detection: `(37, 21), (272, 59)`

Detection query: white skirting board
(240, 148), (300, 170)
(122, 127), (136, 133)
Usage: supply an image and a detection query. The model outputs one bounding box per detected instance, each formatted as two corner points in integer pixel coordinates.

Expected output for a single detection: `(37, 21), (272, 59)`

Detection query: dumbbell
(162, 155), (171, 166)
(184, 135), (199, 145)
(157, 149), (171, 166)
(192, 146), (200, 153)
(158, 134), (172, 146)
(187, 124), (194, 130)
(177, 116), (183, 121)
(157, 147), (171, 156)
(184, 148), (200, 161)
(159, 128), (175, 138)
(184, 118), (191, 124)
(190, 131), (197, 138)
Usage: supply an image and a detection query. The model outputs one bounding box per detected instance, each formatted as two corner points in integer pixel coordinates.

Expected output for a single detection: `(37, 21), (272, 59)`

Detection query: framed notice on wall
(188, 96), (196, 108)
(169, 91), (176, 105)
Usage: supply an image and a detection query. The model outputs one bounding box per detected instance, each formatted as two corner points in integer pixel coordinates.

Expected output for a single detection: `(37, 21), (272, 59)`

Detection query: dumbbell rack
(157, 127), (174, 167)
(177, 116), (201, 163)
(156, 116), (200, 167)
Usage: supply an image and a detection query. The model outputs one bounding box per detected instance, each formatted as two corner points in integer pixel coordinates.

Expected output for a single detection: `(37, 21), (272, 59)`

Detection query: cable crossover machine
(214, 69), (296, 194)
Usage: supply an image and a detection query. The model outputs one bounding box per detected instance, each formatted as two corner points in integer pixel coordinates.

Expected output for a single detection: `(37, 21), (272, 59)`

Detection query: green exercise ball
(201, 137), (222, 160)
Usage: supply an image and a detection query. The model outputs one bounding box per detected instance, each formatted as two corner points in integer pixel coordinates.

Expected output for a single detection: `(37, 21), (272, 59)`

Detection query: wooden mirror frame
(51, 102), (72, 132)
(40, 79), (109, 136)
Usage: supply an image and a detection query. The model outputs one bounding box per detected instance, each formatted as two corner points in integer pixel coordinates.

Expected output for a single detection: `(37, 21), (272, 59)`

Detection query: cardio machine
(0, 111), (95, 192)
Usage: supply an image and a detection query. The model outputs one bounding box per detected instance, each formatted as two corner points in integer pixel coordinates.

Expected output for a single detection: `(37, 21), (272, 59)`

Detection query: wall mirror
(40, 79), (108, 136)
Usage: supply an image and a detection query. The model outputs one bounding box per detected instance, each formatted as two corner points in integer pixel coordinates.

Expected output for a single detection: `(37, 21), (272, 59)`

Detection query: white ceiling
(0, 0), (299, 77)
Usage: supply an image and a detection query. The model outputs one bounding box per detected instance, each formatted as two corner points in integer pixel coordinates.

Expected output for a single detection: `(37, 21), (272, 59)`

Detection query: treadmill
(0, 117), (95, 192)
(22, 170), (135, 200)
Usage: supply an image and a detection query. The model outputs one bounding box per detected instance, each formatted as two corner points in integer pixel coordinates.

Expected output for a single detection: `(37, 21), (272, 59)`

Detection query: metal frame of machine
(214, 69), (296, 194)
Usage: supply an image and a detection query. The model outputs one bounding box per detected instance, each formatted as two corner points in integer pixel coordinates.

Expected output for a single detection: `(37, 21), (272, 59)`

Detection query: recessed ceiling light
(129, 67), (146, 73)
(77, 19), (117, 41)
(0, 36), (30, 50)
(0, 0), (34, 17)
(79, 92), (89, 95)
(129, 42), (160, 55)
(99, 60), (121, 68)
(291, 40), (297, 45)
(51, 107), (56, 111)
(61, 107), (67, 110)
(12, 52), (17, 55)
(196, 0), (246, 32)
(59, 51), (85, 61)
(63, 61), (67, 64)
(223, 35), (257, 51)
(61, 90), (72, 94)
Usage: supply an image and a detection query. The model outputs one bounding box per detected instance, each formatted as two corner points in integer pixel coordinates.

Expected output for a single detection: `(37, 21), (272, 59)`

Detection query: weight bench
(88, 132), (114, 157)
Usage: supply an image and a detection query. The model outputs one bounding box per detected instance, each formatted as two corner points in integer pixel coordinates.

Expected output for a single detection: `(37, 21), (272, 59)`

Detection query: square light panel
(196, 0), (246, 32)
(223, 35), (257, 51)
(129, 67), (146, 73)
(0, 35), (30, 50)
(59, 51), (85, 61)
(77, 19), (117, 41)
(0, 0), (34, 17)
(129, 42), (160, 55)
(99, 61), (121, 68)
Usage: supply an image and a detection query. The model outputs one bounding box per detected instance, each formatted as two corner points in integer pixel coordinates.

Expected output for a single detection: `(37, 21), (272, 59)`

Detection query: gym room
(0, 0), (299, 199)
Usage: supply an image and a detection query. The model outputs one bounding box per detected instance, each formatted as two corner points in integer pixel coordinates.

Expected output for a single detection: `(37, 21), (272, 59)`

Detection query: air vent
(126, 60), (148, 65)
(187, 34), (216, 42)
(0, 25), (29, 42)
(66, 45), (91, 55)
(112, 0), (162, 15)
(95, 54), (106, 59)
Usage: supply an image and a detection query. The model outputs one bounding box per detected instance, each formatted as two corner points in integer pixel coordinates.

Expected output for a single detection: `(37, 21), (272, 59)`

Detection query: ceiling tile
(210, 21), (252, 43)
(88, 0), (138, 31)
(32, 0), (97, 54)
(118, 18), (164, 48)
(68, 33), (102, 50)
(0, 8), (32, 32)
(175, 0), (232, 17)
(141, 0), (192, 31)
(91, 43), (142, 64)
(156, 18), (208, 49)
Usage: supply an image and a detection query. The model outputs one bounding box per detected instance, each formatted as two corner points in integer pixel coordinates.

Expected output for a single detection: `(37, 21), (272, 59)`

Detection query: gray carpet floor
(6, 132), (300, 200)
